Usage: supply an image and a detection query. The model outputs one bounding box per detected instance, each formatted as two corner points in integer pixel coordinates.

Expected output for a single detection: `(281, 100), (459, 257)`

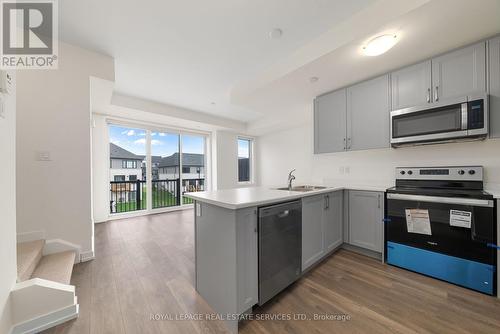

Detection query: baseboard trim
(11, 302), (78, 334)
(17, 231), (45, 243)
(341, 243), (382, 261)
(80, 250), (95, 262)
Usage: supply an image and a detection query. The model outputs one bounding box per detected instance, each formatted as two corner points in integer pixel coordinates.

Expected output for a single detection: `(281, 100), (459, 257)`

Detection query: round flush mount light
(309, 77), (319, 83)
(362, 34), (398, 56)
(269, 28), (283, 39)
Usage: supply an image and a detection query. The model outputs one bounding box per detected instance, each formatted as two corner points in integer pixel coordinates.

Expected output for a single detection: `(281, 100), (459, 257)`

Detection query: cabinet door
(302, 194), (325, 271)
(431, 42), (486, 103)
(348, 191), (383, 253)
(489, 37), (500, 138)
(346, 75), (390, 150)
(236, 207), (258, 312)
(324, 191), (343, 252)
(391, 60), (432, 110)
(314, 89), (347, 154)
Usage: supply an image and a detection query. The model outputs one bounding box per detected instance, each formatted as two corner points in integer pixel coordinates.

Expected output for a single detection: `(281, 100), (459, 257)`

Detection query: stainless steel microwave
(390, 95), (488, 147)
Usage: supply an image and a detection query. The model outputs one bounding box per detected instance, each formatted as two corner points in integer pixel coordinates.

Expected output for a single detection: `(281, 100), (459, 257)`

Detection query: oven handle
(386, 193), (494, 207)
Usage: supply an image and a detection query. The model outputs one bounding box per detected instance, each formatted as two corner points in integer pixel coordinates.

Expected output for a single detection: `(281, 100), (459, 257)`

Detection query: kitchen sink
(275, 185), (327, 192)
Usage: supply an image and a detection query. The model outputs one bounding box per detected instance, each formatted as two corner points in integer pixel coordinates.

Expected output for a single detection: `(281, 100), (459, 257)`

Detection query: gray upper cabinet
(346, 74), (390, 150)
(302, 194), (325, 270)
(324, 191), (343, 252)
(314, 89), (347, 153)
(431, 42), (486, 103)
(489, 36), (500, 138)
(391, 60), (432, 110)
(348, 190), (383, 253)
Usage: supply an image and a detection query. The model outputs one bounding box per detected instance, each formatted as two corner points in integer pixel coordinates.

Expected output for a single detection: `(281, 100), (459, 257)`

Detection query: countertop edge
(184, 185), (389, 210)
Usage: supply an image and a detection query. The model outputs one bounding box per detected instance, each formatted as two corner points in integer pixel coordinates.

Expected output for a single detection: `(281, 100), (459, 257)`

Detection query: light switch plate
(36, 151), (52, 161)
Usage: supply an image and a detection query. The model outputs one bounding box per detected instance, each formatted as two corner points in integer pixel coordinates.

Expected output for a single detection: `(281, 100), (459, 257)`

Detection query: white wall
(214, 130), (257, 190)
(258, 120), (500, 189)
(91, 114), (109, 223)
(17, 43), (114, 256)
(0, 72), (16, 334)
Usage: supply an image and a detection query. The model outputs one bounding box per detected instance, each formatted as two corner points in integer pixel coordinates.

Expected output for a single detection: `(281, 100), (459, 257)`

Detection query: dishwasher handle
(259, 200), (302, 218)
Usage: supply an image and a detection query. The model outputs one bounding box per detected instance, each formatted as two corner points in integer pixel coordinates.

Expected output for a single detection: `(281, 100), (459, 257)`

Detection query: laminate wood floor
(43, 209), (500, 334)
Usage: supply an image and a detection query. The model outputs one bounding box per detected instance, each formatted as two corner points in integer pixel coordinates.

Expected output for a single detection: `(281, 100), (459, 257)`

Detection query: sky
(238, 139), (250, 158)
(109, 125), (204, 157)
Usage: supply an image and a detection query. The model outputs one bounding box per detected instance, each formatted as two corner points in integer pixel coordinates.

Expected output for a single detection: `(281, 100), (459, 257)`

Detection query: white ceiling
(60, 0), (375, 122)
(62, 0), (500, 134)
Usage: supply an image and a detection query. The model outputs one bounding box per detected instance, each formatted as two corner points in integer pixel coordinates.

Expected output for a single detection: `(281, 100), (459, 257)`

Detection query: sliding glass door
(108, 123), (208, 215)
(181, 134), (206, 204)
(108, 125), (147, 214)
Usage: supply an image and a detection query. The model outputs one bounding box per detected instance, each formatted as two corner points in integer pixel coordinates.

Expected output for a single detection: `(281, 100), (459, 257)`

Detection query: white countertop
(184, 184), (390, 210)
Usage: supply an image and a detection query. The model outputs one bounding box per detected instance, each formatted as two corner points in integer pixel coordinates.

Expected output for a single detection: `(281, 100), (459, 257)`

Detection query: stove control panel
(395, 166), (483, 181)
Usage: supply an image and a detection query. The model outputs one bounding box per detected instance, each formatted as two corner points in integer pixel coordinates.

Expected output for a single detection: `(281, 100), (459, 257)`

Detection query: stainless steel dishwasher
(258, 200), (302, 305)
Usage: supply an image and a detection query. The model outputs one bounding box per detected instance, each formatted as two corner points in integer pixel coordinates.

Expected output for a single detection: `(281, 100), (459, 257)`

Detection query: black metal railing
(152, 179), (180, 209)
(110, 180), (146, 213)
(110, 178), (205, 213)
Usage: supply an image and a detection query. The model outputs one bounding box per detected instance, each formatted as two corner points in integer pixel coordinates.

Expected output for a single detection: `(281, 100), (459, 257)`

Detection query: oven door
(390, 101), (468, 145)
(385, 193), (496, 295)
(386, 193), (495, 263)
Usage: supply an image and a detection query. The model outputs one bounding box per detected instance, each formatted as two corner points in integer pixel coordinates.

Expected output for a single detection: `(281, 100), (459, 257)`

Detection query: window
(182, 166), (190, 173)
(122, 160), (137, 169)
(114, 175), (125, 181)
(238, 138), (252, 182)
(129, 175), (137, 181)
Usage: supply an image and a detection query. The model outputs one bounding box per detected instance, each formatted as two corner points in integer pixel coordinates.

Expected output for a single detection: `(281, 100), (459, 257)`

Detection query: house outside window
(238, 138), (252, 183)
(129, 175), (137, 181)
(114, 175), (125, 181)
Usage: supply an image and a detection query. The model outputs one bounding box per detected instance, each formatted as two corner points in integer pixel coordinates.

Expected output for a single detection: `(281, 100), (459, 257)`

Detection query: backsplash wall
(258, 123), (500, 189)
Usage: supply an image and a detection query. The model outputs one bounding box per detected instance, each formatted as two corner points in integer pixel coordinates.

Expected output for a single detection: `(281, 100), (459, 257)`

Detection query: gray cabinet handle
(347, 137), (352, 150)
(426, 88), (431, 103)
(434, 86), (439, 102)
(343, 138), (346, 150)
(324, 196), (328, 210)
(377, 194), (381, 209)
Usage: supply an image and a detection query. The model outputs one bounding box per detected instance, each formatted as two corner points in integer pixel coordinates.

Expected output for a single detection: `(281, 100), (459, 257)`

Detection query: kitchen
(186, 29), (500, 334)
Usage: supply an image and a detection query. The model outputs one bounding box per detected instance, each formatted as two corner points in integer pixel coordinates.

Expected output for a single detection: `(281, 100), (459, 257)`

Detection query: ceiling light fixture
(211, 102), (216, 106)
(309, 77), (319, 83)
(269, 28), (283, 39)
(362, 34), (398, 56)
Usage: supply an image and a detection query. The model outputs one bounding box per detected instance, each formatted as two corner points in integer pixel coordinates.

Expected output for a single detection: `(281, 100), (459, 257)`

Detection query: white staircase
(11, 239), (79, 334)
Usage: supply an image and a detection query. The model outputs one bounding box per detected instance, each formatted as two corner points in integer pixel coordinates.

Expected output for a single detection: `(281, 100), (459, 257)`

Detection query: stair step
(31, 251), (76, 285)
(17, 240), (45, 282)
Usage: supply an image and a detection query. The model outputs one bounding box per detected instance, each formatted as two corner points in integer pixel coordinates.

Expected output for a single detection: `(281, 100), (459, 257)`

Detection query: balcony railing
(110, 178), (205, 213)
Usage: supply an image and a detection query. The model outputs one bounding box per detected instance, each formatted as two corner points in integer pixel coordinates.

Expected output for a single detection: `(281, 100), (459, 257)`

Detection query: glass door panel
(181, 134), (205, 204)
(152, 132), (180, 209)
(108, 125), (147, 213)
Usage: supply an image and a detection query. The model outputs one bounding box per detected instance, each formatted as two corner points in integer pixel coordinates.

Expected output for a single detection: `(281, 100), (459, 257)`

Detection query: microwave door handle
(434, 86), (439, 102)
(461, 103), (468, 130)
(426, 88), (431, 103)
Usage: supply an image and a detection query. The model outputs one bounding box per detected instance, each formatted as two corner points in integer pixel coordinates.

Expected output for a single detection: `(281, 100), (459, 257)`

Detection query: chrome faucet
(287, 169), (296, 191)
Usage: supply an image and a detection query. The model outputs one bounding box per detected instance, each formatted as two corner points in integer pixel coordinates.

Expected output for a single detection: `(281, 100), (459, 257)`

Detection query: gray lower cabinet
(348, 190), (383, 253)
(489, 36), (500, 138)
(302, 191), (343, 271)
(346, 74), (390, 150)
(236, 207), (259, 313)
(314, 89), (347, 153)
(431, 41), (486, 103)
(391, 60), (432, 110)
(195, 202), (258, 333)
